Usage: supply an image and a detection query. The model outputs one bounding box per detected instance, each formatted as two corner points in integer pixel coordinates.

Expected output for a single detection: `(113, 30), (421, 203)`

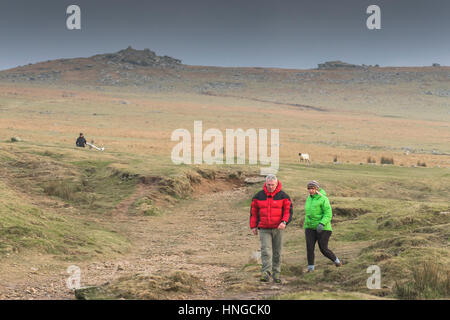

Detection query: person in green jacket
(304, 180), (342, 272)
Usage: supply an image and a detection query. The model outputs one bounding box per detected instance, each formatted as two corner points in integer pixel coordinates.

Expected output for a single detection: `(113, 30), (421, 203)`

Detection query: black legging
(305, 228), (337, 265)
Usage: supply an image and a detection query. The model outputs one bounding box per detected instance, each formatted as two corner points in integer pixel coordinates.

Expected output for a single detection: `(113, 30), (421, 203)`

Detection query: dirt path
(0, 183), (296, 300)
(113, 184), (148, 217)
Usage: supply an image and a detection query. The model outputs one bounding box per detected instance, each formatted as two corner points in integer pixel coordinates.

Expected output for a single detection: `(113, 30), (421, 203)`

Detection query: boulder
(95, 46), (182, 68)
(318, 61), (364, 70)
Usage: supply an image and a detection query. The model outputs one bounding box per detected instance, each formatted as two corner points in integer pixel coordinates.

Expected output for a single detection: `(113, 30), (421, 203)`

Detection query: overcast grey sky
(0, 0), (449, 70)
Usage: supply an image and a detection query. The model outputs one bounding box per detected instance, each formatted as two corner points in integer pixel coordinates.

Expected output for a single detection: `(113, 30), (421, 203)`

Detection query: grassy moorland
(0, 55), (449, 299)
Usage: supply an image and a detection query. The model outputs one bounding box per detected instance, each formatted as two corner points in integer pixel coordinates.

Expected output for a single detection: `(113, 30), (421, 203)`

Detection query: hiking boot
(260, 273), (270, 282)
(273, 277), (282, 284)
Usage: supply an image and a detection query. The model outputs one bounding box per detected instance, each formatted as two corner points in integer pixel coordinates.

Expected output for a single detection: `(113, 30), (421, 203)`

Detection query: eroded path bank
(0, 178), (302, 300)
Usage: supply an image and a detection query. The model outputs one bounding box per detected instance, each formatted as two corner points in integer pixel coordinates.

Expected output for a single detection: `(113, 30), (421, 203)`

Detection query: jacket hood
(263, 180), (282, 195)
(311, 188), (327, 198)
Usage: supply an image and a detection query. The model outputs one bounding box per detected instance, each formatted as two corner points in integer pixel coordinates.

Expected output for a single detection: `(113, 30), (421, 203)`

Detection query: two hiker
(250, 175), (341, 283)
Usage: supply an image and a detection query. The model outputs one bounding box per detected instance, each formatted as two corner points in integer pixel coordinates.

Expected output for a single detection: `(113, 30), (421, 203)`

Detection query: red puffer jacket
(250, 181), (293, 229)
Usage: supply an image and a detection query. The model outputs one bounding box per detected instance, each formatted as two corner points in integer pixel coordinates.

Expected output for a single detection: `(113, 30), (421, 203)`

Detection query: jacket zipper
(268, 195), (272, 225)
(307, 196), (313, 227)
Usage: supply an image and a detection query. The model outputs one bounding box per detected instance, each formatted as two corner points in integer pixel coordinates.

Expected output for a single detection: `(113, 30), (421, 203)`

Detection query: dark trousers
(305, 228), (337, 265)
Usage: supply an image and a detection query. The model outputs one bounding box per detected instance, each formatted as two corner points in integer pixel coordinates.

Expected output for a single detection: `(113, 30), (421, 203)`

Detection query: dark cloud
(0, 0), (449, 70)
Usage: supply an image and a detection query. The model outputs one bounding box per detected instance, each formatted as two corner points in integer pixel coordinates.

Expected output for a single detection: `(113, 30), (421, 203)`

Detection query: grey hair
(266, 174), (278, 182)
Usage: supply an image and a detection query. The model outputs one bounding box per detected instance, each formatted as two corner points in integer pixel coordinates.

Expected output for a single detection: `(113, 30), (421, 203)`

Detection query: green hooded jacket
(303, 188), (332, 231)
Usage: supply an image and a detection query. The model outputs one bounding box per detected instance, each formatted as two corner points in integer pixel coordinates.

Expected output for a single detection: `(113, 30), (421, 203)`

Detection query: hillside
(1, 47), (449, 122)
(0, 48), (449, 300)
(0, 142), (448, 300)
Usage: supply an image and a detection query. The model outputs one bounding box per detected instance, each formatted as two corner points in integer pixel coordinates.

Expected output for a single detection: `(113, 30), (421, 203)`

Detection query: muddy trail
(0, 179), (301, 300)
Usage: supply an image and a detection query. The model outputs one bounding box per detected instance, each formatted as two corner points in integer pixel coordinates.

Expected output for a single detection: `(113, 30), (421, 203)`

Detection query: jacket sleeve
(319, 197), (332, 226)
(250, 198), (259, 229)
(282, 197), (293, 225)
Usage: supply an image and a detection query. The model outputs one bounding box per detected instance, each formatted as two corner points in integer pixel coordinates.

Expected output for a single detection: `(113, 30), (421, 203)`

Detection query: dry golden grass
(0, 80), (448, 169)
(0, 74), (448, 299)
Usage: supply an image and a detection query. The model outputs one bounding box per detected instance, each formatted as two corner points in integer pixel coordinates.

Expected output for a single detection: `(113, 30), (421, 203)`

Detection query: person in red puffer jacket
(250, 174), (293, 283)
